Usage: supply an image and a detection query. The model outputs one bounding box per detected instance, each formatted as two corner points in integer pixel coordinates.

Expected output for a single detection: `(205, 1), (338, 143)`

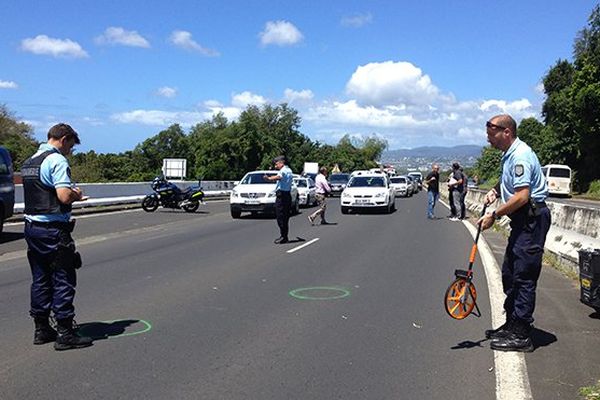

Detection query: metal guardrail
(12, 190), (231, 214)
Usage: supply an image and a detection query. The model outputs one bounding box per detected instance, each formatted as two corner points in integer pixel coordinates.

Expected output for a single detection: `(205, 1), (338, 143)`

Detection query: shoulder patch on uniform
(515, 164), (524, 177)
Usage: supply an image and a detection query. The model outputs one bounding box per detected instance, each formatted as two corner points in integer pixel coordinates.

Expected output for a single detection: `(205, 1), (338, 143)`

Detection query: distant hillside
(383, 145), (483, 159)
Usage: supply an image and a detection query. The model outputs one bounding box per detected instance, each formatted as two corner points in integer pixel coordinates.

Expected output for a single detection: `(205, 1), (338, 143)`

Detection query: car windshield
(348, 176), (386, 188)
(241, 173), (277, 184)
(329, 174), (349, 183)
(294, 179), (308, 188)
(390, 177), (406, 184)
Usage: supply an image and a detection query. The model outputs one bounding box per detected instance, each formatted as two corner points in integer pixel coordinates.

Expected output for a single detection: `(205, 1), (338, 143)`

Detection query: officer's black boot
(54, 318), (93, 351)
(485, 316), (514, 340)
(33, 316), (57, 345)
(490, 318), (534, 352)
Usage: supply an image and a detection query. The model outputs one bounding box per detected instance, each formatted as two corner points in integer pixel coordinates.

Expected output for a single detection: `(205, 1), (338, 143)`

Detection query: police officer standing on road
(264, 156), (293, 244)
(22, 123), (93, 351)
(477, 114), (551, 352)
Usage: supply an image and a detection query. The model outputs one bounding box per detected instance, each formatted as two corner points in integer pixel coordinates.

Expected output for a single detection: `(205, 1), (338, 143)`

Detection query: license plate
(245, 200), (260, 205)
(354, 199), (370, 204)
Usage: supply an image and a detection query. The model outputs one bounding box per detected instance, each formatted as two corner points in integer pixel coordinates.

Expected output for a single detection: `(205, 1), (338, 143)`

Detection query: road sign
(162, 158), (187, 179)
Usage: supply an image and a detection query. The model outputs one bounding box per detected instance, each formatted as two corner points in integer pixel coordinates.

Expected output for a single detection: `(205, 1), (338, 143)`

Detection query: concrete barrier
(12, 190), (231, 214)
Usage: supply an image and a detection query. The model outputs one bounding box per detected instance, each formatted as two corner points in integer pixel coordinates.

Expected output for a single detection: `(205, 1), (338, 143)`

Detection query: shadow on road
(0, 231), (24, 244)
(450, 338), (487, 350)
(531, 327), (558, 350)
(76, 319), (140, 341)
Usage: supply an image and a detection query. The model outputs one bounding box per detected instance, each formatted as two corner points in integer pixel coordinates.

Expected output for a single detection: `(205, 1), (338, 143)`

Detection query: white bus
(541, 164), (571, 196)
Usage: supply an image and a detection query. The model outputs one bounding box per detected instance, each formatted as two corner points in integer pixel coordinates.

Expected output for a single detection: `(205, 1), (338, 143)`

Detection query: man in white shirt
(308, 167), (332, 225)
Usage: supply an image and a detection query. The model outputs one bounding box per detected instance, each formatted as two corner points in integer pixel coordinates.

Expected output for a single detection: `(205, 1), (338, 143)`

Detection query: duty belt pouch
(50, 230), (81, 270)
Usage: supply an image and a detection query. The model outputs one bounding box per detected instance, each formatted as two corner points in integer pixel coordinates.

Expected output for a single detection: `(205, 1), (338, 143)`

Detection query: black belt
(26, 219), (75, 231)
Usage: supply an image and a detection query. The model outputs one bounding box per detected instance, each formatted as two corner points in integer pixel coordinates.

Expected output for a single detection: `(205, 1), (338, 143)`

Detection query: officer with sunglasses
(477, 114), (550, 352)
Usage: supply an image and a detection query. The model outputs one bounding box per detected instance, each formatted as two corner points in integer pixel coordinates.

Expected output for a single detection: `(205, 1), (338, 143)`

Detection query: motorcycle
(142, 176), (205, 213)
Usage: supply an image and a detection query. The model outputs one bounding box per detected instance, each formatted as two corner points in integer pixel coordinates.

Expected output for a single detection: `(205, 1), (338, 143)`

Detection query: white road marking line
(463, 221), (533, 400)
(287, 238), (319, 254)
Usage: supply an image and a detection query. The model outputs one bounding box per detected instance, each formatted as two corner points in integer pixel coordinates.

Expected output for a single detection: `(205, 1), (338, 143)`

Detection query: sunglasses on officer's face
(486, 121), (507, 131)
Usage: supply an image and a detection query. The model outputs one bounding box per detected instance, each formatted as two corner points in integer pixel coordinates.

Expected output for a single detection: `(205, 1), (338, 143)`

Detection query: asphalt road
(0, 195), (497, 400)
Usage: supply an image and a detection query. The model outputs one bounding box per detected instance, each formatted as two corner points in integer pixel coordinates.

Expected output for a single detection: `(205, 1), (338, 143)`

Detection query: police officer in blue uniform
(478, 114), (551, 352)
(264, 155), (293, 244)
(22, 123), (93, 350)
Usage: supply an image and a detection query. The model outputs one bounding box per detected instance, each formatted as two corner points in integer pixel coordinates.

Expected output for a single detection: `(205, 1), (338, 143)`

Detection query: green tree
(130, 124), (192, 180)
(0, 105), (39, 167)
(473, 146), (502, 187)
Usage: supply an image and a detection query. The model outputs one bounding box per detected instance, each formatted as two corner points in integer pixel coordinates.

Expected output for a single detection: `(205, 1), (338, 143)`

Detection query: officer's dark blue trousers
(502, 206), (551, 324)
(25, 221), (77, 320)
(275, 190), (291, 239)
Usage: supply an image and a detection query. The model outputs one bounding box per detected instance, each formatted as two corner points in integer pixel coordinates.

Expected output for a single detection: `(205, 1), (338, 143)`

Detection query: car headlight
(231, 190), (239, 198)
(375, 192), (386, 198)
(268, 191), (276, 198)
(342, 192), (352, 198)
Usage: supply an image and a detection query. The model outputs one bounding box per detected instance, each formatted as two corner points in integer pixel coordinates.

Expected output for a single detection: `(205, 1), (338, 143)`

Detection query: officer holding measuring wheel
(22, 123), (93, 351)
(477, 114), (550, 352)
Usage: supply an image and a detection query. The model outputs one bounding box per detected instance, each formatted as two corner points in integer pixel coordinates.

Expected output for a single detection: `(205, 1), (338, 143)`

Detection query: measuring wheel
(444, 276), (478, 320)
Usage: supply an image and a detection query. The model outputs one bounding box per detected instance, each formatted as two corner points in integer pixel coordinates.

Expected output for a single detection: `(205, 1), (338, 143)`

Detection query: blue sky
(0, 1), (597, 153)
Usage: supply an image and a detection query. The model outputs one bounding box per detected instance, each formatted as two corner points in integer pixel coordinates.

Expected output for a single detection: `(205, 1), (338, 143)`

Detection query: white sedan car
(340, 173), (396, 214)
(230, 170), (299, 218)
(293, 176), (317, 206)
(390, 175), (413, 197)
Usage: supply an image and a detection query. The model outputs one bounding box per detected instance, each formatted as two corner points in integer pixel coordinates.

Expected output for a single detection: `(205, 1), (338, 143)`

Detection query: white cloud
(341, 13), (373, 28)
(111, 110), (205, 126)
(284, 88), (314, 103)
(346, 61), (440, 107)
(303, 61), (539, 148)
(259, 20), (303, 47)
(232, 91), (268, 108)
(95, 27), (150, 48)
(21, 35), (89, 58)
(156, 86), (177, 98)
(0, 80), (18, 89)
(169, 30), (220, 56)
(202, 101), (244, 121)
(479, 98), (533, 114)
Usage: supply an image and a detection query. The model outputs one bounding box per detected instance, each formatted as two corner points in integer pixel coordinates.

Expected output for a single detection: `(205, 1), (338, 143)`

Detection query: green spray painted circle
(289, 287), (351, 300)
(77, 319), (152, 339)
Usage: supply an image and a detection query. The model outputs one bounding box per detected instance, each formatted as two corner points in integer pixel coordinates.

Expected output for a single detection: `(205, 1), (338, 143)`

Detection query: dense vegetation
(474, 5), (600, 194)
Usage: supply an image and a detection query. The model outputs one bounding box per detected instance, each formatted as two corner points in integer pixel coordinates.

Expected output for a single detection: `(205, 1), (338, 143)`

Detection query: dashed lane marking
(286, 238), (320, 254)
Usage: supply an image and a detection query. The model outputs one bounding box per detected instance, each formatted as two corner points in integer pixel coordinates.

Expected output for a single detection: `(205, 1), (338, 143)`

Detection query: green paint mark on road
(289, 287), (351, 300)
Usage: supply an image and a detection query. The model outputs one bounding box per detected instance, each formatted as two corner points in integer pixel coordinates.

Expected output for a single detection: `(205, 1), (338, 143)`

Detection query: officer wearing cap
(477, 114), (551, 352)
(21, 123), (93, 350)
(264, 155), (293, 244)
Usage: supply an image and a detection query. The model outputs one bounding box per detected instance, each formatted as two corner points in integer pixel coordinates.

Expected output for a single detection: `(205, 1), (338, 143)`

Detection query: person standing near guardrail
(477, 114), (550, 353)
(425, 164), (440, 219)
(21, 123), (93, 351)
(447, 162), (464, 221)
(264, 155), (293, 244)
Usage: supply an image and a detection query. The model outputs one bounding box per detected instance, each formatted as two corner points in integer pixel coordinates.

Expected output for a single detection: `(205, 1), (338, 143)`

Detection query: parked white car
(293, 176), (317, 206)
(340, 173), (396, 214)
(389, 175), (413, 197)
(230, 170), (299, 218)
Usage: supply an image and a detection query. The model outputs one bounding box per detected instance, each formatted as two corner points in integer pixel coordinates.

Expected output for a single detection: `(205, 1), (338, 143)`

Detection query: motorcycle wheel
(142, 196), (159, 212)
(183, 201), (199, 213)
